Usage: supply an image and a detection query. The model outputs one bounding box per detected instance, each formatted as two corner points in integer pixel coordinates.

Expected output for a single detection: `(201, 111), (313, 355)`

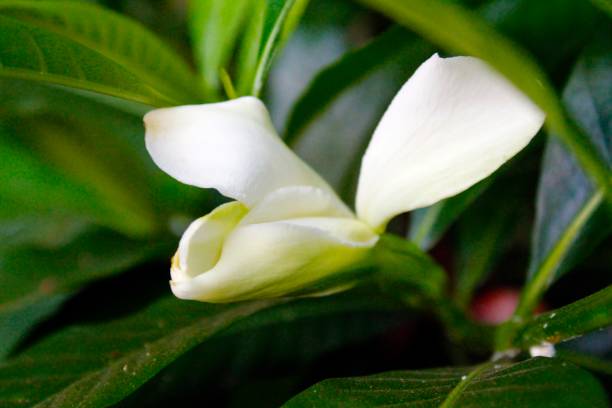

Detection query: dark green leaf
(357, 0), (610, 197)
(284, 357), (609, 407)
(512, 285), (612, 350)
(374, 234), (447, 300)
(0, 297), (274, 407)
(556, 349), (612, 376)
(0, 228), (170, 360)
(0, 1), (202, 106)
(528, 42), (612, 288)
(409, 179), (491, 251)
(454, 177), (532, 306)
(120, 290), (407, 406)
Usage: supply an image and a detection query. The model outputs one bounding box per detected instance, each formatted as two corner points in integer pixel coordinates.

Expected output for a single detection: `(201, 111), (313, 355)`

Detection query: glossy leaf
(357, 0), (610, 197)
(527, 43), (612, 290)
(512, 285), (612, 350)
(284, 357), (609, 407)
(121, 290), (407, 406)
(188, 0), (253, 96)
(0, 228), (171, 360)
(0, 1), (202, 106)
(0, 297), (274, 407)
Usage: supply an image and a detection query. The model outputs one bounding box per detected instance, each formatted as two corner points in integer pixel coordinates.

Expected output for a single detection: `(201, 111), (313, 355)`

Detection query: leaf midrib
(0, 9), (199, 105)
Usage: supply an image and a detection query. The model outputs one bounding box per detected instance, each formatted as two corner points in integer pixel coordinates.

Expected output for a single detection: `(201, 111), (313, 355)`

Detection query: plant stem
(496, 190), (605, 350)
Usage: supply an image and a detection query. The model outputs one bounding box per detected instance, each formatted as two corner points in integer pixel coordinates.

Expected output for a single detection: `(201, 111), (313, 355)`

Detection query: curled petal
(240, 186), (353, 225)
(356, 54), (545, 230)
(171, 209), (377, 303)
(145, 96), (333, 207)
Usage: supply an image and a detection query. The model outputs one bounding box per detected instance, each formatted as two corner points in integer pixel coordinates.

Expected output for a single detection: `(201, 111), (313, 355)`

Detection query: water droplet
(122, 364), (129, 373)
(550, 313), (556, 318)
(461, 375), (467, 381)
(543, 323), (548, 329)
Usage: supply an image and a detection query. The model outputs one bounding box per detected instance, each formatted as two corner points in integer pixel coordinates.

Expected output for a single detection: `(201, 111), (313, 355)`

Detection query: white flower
(144, 54), (544, 303)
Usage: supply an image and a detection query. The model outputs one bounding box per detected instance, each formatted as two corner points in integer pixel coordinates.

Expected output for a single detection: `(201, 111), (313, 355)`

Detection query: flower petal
(170, 216), (377, 302)
(240, 186), (353, 225)
(356, 54), (545, 230)
(145, 96), (333, 207)
(171, 201), (248, 283)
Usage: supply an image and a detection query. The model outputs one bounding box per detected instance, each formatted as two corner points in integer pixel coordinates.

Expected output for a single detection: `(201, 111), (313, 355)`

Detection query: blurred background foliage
(0, 0), (610, 406)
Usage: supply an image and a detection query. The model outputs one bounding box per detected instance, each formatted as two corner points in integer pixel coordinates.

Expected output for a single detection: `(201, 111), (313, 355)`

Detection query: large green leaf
(526, 42), (612, 295)
(0, 228), (171, 360)
(284, 357), (609, 407)
(0, 1), (202, 106)
(0, 78), (211, 223)
(357, 0), (610, 202)
(119, 290), (407, 406)
(0, 296), (274, 407)
(188, 0), (254, 96)
(512, 285), (612, 350)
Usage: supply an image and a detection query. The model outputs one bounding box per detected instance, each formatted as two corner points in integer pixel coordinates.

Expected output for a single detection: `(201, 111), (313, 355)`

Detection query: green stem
(496, 190), (604, 350)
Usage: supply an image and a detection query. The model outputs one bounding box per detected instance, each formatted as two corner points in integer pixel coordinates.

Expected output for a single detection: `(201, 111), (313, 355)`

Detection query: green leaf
(188, 0), (254, 96)
(527, 42), (612, 291)
(285, 26), (423, 145)
(249, 0), (310, 96)
(287, 28), (433, 199)
(590, 0), (612, 17)
(0, 228), (170, 360)
(0, 1), (203, 106)
(0, 296), (274, 407)
(284, 357), (609, 407)
(374, 233), (447, 301)
(454, 175), (533, 306)
(357, 0), (611, 200)
(511, 285), (612, 350)
(0, 78), (211, 223)
(556, 349), (612, 376)
(409, 179), (491, 251)
(120, 290), (407, 406)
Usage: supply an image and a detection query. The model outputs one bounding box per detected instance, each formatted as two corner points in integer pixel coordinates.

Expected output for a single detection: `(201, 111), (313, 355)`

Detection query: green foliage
(0, 0), (610, 405)
(513, 285), (612, 349)
(527, 42), (612, 295)
(0, 298), (273, 407)
(0, 228), (170, 360)
(0, 1), (203, 106)
(285, 358), (609, 407)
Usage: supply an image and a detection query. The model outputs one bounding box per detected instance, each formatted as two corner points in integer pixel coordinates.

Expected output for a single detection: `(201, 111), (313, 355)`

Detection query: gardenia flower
(144, 54), (544, 303)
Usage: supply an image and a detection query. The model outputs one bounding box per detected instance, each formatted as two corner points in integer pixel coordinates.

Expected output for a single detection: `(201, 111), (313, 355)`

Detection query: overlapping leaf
(0, 1), (202, 106)
(528, 42), (612, 288)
